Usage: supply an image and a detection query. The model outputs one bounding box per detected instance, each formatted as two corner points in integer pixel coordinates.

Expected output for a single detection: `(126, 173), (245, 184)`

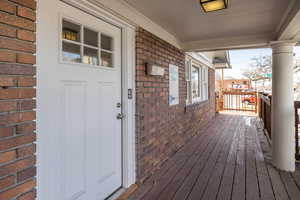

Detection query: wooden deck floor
(127, 113), (300, 200)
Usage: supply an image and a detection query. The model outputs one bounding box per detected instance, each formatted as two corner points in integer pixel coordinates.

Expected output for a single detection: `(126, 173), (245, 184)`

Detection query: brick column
(0, 0), (36, 199)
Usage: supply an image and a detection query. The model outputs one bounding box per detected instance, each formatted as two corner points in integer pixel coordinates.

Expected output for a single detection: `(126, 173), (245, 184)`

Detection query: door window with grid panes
(62, 19), (114, 68)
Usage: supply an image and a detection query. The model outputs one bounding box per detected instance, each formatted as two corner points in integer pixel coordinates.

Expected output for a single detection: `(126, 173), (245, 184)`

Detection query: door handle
(117, 113), (125, 120)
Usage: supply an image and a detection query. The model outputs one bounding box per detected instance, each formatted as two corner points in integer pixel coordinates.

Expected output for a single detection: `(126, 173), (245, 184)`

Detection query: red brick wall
(135, 28), (216, 182)
(0, 0), (36, 199)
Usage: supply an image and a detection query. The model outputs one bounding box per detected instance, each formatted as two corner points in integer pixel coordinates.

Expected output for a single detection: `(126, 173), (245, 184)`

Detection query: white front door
(38, 1), (122, 199)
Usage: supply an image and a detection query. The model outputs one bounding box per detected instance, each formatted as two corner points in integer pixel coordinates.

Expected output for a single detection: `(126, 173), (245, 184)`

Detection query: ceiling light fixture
(200, 0), (228, 12)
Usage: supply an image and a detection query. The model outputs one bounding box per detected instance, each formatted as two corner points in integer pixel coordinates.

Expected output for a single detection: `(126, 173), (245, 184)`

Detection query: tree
(242, 56), (272, 81)
(243, 56), (300, 93)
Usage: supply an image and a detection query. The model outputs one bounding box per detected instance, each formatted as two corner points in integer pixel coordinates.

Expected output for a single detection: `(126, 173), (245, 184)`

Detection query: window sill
(185, 99), (209, 112)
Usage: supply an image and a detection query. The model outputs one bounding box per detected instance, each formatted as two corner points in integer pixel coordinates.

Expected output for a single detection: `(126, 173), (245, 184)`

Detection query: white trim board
(186, 52), (214, 69)
(182, 33), (272, 52)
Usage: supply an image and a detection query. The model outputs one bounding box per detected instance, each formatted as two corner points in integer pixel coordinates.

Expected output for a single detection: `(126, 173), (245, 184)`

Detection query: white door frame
(37, 0), (136, 198)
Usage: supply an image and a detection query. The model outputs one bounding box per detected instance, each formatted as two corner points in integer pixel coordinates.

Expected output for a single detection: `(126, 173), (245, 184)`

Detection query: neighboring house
(0, 0), (299, 200)
(216, 79), (252, 91)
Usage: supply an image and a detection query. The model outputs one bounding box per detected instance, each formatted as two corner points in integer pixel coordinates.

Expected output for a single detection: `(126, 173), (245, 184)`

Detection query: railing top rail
(223, 91), (257, 95)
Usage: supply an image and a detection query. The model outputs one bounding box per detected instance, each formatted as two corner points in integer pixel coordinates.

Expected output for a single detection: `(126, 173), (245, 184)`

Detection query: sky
(225, 46), (300, 79)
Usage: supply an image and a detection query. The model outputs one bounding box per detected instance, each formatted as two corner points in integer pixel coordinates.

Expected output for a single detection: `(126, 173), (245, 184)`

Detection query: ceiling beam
(277, 0), (300, 41)
(182, 33), (272, 52)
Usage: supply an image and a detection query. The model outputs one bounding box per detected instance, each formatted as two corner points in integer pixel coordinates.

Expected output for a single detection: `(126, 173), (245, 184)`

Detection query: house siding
(0, 0), (36, 199)
(135, 27), (216, 182)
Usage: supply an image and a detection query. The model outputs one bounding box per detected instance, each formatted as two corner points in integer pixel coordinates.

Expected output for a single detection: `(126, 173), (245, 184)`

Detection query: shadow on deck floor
(127, 113), (300, 200)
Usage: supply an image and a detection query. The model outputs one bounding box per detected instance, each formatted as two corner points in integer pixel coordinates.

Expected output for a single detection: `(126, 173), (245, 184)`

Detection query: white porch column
(271, 42), (296, 172)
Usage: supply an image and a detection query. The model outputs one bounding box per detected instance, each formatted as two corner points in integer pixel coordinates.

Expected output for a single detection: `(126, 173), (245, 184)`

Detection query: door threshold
(106, 188), (126, 200)
(107, 184), (138, 200)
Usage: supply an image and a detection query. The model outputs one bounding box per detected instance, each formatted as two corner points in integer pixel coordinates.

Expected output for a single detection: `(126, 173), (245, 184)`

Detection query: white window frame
(185, 60), (209, 105)
(202, 66), (208, 101)
(185, 60), (192, 104)
(192, 64), (201, 102)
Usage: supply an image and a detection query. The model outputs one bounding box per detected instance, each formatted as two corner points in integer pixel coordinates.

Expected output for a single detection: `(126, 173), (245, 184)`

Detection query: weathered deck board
(216, 116), (241, 200)
(231, 120), (246, 200)
(256, 120), (290, 200)
(187, 116), (238, 200)
(253, 118), (275, 200)
(156, 115), (231, 200)
(172, 116), (235, 200)
(129, 117), (215, 200)
(127, 113), (300, 200)
(140, 117), (227, 200)
(291, 167), (300, 191)
(280, 172), (300, 200)
(200, 117), (242, 200)
(245, 124), (260, 200)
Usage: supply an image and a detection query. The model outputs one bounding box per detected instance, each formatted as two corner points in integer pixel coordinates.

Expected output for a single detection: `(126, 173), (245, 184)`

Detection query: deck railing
(221, 91), (257, 112)
(259, 93), (300, 160)
(259, 94), (272, 138)
(294, 101), (300, 160)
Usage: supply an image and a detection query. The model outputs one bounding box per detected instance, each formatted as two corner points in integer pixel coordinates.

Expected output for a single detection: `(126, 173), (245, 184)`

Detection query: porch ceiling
(123, 0), (300, 51)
